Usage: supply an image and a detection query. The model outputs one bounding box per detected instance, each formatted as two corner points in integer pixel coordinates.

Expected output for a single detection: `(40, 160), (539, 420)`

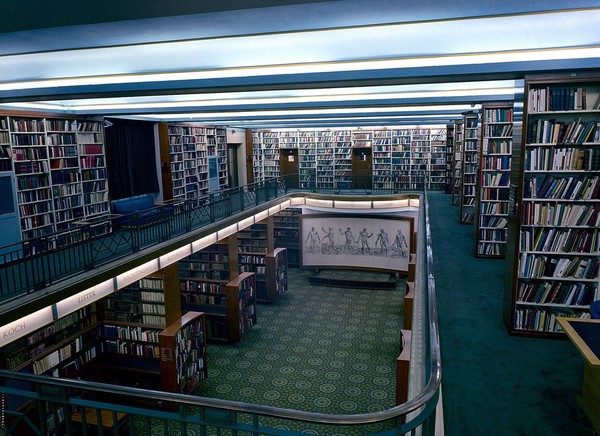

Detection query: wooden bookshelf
(451, 120), (464, 206)
(476, 103), (514, 258)
(0, 306), (100, 377)
(159, 311), (207, 394)
(444, 124), (455, 194)
(503, 72), (600, 338)
(0, 116), (10, 172)
(225, 272), (257, 343)
(430, 129), (447, 190)
(460, 113), (481, 224)
(273, 207), (301, 267)
(250, 127), (447, 191)
(262, 248), (288, 303)
(179, 237), (245, 342)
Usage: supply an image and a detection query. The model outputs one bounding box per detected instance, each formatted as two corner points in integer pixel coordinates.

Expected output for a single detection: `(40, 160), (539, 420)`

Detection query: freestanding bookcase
(451, 120), (464, 206)
(159, 311), (207, 394)
(460, 113), (481, 224)
(475, 103), (514, 258)
(503, 72), (600, 337)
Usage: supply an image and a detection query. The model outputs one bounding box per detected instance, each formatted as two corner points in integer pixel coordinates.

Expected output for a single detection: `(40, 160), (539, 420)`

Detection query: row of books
(180, 280), (225, 294)
(525, 175), (600, 200)
(521, 202), (599, 227)
(518, 281), (595, 307)
(520, 227), (599, 253)
(514, 307), (590, 332)
(477, 243), (505, 256)
(525, 147), (600, 171)
(519, 253), (599, 279)
(103, 339), (160, 358)
(482, 172), (510, 187)
(528, 87), (600, 112)
(104, 324), (161, 342)
(528, 119), (600, 144)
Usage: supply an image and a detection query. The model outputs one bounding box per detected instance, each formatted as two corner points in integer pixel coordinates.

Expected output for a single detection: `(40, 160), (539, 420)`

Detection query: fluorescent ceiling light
(0, 46), (597, 92)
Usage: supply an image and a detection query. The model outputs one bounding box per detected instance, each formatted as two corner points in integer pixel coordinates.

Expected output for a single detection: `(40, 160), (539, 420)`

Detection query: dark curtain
(104, 118), (159, 200)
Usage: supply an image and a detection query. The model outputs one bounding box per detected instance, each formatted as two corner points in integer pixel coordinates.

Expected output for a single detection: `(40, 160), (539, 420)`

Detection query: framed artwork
(300, 214), (414, 272)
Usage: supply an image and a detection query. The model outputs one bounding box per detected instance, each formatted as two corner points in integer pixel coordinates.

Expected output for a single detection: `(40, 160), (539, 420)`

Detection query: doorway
(279, 148), (299, 188)
(351, 147), (372, 189)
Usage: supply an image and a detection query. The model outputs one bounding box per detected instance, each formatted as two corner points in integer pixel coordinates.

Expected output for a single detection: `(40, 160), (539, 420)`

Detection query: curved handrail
(0, 189), (442, 433)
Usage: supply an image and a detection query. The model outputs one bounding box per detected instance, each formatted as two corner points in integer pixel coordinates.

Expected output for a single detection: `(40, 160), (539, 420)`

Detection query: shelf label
(0, 307), (54, 347)
(161, 347), (174, 362)
(55, 279), (115, 318)
(116, 259), (159, 289)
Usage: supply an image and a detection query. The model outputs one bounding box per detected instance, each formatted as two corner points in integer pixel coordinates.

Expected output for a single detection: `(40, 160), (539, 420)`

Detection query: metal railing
(0, 178), (284, 304)
(0, 189), (441, 436)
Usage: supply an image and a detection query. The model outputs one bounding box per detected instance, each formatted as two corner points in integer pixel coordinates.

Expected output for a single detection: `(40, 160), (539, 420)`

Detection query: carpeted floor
(192, 267), (405, 435)
(427, 191), (596, 436)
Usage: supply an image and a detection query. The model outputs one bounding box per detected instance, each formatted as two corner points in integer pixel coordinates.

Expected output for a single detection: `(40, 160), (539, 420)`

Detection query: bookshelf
(1, 306), (99, 377)
(316, 136), (335, 189)
(263, 248), (288, 303)
(77, 120), (110, 228)
(263, 132), (280, 179)
(333, 130), (352, 189)
(158, 311), (207, 394)
(46, 119), (82, 234)
(391, 129), (412, 190)
(250, 127), (447, 191)
(238, 220), (272, 299)
(451, 120), (464, 206)
(0, 116), (11, 172)
(102, 276), (167, 328)
(252, 131), (265, 183)
(444, 124), (455, 194)
(10, 116), (54, 241)
(410, 129), (430, 190)
(168, 125), (185, 199)
(430, 129), (447, 190)
(216, 128), (228, 188)
(273, 207), (301, 267)
(225, 272), (257, 343)
(298, 131), (316, 188)
(460, 114), (480, 223)
(179, 237), (247, 342)
(373, 129), (392, 189)
(476, 103), (514, 257)
(503, 72), (600, 338)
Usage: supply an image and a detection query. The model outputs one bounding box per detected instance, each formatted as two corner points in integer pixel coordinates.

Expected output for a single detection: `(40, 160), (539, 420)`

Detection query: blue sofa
(111, 194), (171, 228)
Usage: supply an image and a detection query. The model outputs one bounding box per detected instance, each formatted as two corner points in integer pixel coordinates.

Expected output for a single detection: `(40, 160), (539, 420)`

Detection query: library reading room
(1, 1), (600, 435)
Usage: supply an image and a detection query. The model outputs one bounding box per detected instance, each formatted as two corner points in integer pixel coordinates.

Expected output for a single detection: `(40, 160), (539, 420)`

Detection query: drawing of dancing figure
(358, 227), (373, 254)
(375, 228), (390, 256)
(305, 226), (321, 254)
(321, 227), (338, 254)
(392, 229), (408, 258)
(339, 227), (355, 254)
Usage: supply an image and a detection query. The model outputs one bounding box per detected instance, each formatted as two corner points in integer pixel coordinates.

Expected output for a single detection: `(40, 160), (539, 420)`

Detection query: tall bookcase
(273, 207), (301, 267)
(158, 311), (207, 394)
(451, 120), (464, 205)
(238, 220), (272, 300)
(476, 103), (514, 257)
(391, 129), (412, 190)
(460, 113), (480, 223)
(333, 130), (352, 189)
(158, 123), (228, 201)
(0, 116), (10, 171)
(180, 238), (237, 341)
(429, 129), (447, 190)
(298, 131), (316, 188)
(444, 124), (455, 194)
(262, 248), (288, 303)
(77, 120), (110, 222)
(503, 72), (600, 337)
(225, 272), (257, 343)
(4, 115), (110, 245)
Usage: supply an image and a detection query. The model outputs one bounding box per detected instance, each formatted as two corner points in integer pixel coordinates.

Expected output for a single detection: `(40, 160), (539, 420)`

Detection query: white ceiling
(1, 0), (599, 128)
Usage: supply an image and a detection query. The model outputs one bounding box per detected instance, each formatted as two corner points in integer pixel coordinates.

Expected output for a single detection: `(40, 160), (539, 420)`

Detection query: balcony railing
(0, 191), (441, 435)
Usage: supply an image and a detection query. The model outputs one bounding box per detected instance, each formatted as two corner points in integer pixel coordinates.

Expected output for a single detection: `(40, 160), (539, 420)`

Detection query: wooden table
(71, 408), (128, 433)
(557, 317), (600, 433)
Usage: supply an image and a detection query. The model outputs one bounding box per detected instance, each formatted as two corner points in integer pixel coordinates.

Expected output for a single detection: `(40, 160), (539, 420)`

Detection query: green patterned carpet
(188, 267), (405, 435)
